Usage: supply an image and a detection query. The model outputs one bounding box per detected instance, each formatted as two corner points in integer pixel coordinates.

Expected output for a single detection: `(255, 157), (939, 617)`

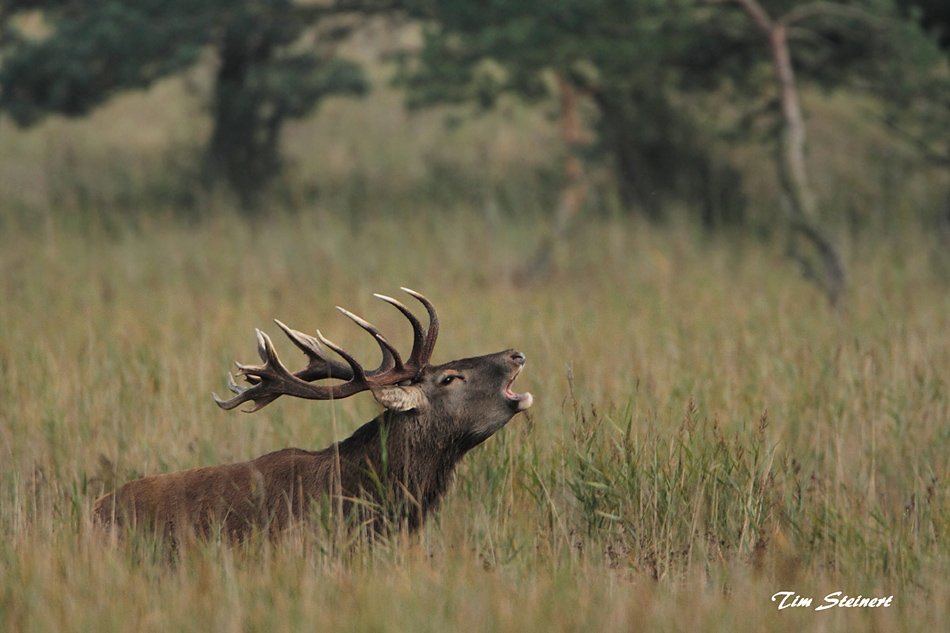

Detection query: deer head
(212, 288), (533, 427)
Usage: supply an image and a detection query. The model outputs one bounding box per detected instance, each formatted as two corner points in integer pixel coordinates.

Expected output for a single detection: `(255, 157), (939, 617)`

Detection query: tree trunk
(769, 22), (845, 307)
(207, 27), (282, 211)
(727, 0), (846, 306)
(518, 74), (590, 281)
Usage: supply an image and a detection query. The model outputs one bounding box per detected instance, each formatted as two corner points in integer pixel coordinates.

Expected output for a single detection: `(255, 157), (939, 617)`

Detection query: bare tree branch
(708, 0), (849, 307)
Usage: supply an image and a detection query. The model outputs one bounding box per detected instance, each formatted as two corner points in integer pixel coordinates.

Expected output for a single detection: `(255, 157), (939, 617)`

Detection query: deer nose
(509, 351), (526, 366)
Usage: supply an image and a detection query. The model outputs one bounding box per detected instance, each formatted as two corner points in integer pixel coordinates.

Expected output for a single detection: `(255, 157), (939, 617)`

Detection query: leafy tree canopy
(904, 0), (950, 49)
(0, 0), (368, 208)
(399, 0), (943, 220)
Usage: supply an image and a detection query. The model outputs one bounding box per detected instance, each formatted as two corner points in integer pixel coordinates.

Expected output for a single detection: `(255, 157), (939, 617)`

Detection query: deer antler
(213, 288), (439, 413)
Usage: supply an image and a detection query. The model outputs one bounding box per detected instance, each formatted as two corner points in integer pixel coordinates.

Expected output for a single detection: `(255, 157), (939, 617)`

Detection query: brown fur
(93, 350), (532, 540)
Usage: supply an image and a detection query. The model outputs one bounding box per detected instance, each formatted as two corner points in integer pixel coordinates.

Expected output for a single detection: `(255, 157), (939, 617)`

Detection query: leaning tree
(707, 0), (945, 304)
(401, 0), (942, 304)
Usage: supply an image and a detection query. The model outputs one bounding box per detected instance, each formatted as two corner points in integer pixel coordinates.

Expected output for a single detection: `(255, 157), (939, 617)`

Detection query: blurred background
(3, 3), (950, 630)
(1, 0), (949, 299)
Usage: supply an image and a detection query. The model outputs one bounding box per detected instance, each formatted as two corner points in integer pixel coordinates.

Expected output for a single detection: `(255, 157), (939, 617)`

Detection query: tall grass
(1, 200), (949, 630)
(2, 69), (950, 631)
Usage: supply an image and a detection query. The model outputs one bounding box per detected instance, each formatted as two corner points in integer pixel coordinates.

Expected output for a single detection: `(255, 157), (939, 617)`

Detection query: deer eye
(439, 374), (459, 386)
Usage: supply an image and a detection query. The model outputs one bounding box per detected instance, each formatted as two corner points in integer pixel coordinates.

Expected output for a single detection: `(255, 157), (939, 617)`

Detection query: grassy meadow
(2, 74), (950, 632)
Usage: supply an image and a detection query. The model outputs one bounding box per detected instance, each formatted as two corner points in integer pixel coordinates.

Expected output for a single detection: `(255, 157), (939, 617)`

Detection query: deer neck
(336, 412), (467, 518)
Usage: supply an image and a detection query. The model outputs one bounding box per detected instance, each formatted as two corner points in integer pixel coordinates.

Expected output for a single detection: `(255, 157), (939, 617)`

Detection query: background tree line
(2, 0), (949, 302)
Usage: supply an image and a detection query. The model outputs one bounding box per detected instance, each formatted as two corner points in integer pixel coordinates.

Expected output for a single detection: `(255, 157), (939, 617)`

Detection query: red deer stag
(93, 289), (533, 539)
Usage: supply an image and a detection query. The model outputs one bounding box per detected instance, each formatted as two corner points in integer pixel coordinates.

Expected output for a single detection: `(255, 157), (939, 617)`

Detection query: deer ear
(371, 385), (429, 412)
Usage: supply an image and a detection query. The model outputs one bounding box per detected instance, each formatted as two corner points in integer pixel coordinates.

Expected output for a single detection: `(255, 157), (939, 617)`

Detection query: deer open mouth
(504, 365), (533, 411)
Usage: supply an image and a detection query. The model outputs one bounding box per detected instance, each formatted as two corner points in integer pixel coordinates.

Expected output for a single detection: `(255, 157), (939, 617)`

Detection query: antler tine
(213, 330), (299, 413)
(315, 330), (368, 383)
(273, 319), (354, 382)
(212, 372), (252, 409)
(335, 307), (402, 373)
(214, 289), (441, 413)
(214, 328), (372, 413)
(400, 287), (439, 364)
(213, 373), (281, 413)
(373, 292), (428, 368)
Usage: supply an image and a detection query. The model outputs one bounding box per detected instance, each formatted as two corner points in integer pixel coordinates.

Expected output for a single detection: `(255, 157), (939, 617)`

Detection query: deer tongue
(504, 369), (533, 411)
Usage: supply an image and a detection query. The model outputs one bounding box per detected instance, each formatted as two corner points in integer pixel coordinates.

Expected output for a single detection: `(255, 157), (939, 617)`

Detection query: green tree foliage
(890, 1), (950, 166)
(0, 0), (368, 208)
(895, 0), (950, 250)
(908, 0), (950, 48)
(401, 0), (945, 303)
(402, 0), (752, 225)
(401, 0), (941, 226)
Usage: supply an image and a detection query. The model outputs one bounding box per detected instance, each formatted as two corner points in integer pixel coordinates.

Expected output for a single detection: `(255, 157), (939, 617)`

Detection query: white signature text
(772, 591), (893, 611)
